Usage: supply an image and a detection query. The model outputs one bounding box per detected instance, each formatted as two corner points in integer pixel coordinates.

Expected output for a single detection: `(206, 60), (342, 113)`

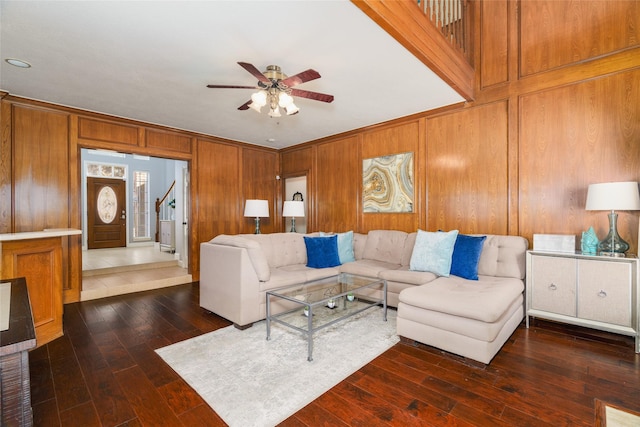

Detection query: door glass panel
(97, 186), (117, 223)
(133, 171), (150, 240)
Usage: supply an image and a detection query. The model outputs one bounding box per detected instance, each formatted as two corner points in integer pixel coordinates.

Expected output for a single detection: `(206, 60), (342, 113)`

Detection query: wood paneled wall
(426, 101), (509, 234)
(12, 105), (70, 232)
(242, 148), (279, 234)
(315, 136), (361, 232)
(191, 138), (240, 278)
(519, 0), (639, 77)
(281, 0), (640, 254)
(519, 69), (640, 246)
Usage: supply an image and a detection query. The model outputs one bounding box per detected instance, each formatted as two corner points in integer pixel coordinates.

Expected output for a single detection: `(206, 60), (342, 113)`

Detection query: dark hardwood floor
(30, 283), (640, 426)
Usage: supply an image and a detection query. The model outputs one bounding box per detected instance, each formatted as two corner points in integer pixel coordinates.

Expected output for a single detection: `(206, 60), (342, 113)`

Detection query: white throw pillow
(409, 229), (459, 276)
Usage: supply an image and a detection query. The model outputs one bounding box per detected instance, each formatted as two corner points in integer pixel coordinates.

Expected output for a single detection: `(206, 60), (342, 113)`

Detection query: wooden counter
(0, 229), (83, 242)
(0, 277), (36, 427)
(0, 229), (81, 347)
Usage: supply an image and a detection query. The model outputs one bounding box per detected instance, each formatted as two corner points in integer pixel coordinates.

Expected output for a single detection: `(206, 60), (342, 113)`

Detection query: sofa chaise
(199, 230), (528, 363)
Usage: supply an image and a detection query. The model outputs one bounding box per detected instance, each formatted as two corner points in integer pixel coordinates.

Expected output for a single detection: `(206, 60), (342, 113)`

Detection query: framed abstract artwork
(363, 152), (414, 213)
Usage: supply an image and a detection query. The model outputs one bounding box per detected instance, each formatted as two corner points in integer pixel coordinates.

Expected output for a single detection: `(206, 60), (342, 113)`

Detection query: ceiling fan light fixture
(248, 101), (262, 113)
(207, 62), (333, 117)
(285, 103), (299, 115)
(251, 90), (267, 106)
(268, 106), (282, 118)
(278, 92), (294, 108)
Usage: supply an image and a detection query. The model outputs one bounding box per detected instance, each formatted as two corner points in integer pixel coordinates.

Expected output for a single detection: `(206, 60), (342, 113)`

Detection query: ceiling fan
(207, 62), (334, 117)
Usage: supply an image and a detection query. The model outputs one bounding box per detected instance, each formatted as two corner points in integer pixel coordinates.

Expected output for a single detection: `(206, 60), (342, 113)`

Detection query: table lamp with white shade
(244, 199), (269, 234)
(282, 200), (305, 233)
(585, 181), (640, 257)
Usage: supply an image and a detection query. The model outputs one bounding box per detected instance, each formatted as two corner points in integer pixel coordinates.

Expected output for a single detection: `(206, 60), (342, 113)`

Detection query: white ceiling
(0, 0), (464, 149)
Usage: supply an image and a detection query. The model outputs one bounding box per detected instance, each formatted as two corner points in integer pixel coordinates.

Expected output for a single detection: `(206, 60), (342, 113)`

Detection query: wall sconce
(282, 200), (305, 233)
(244, 199), (269, 234)
(585, 181), (640, 257)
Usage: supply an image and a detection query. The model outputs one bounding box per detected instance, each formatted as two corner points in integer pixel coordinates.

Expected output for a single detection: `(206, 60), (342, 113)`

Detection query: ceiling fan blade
(280, 69), (321, 88)
(290, 88), (334, 103)
(206, 84), (258, 89)
(238, 100), (252, 110)
(238, 62), (270, 84)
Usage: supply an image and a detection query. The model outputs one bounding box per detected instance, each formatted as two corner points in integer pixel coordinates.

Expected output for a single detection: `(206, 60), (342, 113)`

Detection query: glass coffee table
(266, 272), (387, 361)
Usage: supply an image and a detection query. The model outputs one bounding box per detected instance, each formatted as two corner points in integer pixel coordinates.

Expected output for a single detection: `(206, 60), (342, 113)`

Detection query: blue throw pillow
(450, 234), (486, 280)
(319, 231), (355, 263)
(304, 235), (341, 268)
(409, 229), (459, 276)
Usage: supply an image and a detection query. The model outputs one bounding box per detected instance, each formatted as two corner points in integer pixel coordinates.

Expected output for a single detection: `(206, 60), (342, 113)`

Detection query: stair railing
(155, 180), (175, 242)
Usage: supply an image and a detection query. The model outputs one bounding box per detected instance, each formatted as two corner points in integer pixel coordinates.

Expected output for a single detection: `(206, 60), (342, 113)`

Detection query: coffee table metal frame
(266, 272), (387, 361)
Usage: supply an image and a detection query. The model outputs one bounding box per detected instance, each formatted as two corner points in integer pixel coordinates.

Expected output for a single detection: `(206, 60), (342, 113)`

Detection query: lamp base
(596, 211), (629, 257)
(254, 217), (261, 234)
(597, 251), (626, 258)
(290, 217), (296, 233)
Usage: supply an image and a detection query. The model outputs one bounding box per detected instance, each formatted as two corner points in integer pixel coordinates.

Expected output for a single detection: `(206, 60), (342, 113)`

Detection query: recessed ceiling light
(5, 58), (31, 68)
(266, 138), (276, 143)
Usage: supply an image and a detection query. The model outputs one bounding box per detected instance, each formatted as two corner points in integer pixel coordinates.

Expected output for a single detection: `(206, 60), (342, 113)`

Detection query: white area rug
(156, 308), (398, 427)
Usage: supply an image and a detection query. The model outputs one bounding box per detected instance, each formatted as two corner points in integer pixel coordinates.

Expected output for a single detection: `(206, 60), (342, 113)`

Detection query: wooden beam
(352, 0), (475, 101)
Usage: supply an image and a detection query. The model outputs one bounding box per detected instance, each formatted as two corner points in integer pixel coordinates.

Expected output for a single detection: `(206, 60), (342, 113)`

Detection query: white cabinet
(526, 251), (639, 352)
(159, 220), (175, 253)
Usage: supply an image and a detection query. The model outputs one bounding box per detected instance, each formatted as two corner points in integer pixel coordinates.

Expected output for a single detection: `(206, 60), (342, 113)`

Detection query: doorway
(284, 175), (307, 233)
(81, 149), (191, 299)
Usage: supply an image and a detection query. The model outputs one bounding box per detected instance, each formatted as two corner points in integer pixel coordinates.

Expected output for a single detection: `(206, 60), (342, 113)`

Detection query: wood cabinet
(0, 229), (81, 347)
(526, 251), (639, 352)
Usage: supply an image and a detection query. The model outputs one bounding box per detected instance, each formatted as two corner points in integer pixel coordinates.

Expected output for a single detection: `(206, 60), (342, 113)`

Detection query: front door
(87, 177), (126, 249)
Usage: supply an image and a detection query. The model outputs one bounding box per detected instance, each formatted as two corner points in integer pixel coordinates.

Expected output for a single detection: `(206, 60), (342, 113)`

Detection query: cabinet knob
(597, 290), (607, 298)
(548, 283), (557, 291)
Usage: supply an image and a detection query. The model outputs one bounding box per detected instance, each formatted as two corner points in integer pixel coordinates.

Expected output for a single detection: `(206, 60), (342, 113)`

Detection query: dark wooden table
(0, 277), (36, 427)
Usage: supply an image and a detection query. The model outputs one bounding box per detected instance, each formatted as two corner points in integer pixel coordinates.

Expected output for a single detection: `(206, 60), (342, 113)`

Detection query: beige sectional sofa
(199, 230), (528, 363)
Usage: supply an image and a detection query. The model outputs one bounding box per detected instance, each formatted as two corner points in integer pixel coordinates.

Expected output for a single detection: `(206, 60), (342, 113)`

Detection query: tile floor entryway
(82, 245), (192, 301)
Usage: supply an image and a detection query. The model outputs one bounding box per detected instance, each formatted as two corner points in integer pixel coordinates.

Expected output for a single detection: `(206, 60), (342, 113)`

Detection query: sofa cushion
(476, 235), (528, 279)
(339, 259), (401, 277)
(362, 230), (408, 264)
(450, 234), (486, 280)
(400, 232), (417, 266)
(276, 264), (341, 283)
(398, 275), (525, 323)
(409, 229), (459, 276)
(258, 268), (308, 291)
(304, 235), (341, 268)
(353, 233), (367, 260)
(398, 295), (523, 342)
(244, 233), (307, 269)
(379, 266), (438, 285)
(210, 234), (271, 281)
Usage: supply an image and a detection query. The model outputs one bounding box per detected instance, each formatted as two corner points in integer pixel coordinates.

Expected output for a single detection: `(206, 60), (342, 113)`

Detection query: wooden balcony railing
(353, 0), (475, 100)
(418, 0), (468, 55)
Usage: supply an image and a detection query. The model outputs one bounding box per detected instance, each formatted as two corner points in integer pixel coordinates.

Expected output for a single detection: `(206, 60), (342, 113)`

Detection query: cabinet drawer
(530, 256), (576, 316)
(578, 260), (632, 327)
